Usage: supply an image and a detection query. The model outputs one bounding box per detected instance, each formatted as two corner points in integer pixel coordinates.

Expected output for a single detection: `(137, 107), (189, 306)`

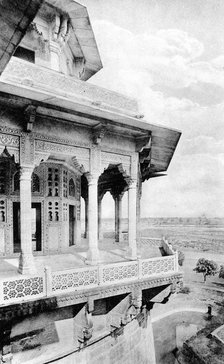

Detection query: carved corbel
(131, 288), (142, 314)
(78, 305), (93, 348)
(24, 105), (37, 132)
(136, 133), (151, 153)
(92, 123), (106, 145)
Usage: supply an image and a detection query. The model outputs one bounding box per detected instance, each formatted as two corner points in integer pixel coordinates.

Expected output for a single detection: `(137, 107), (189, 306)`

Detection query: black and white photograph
(0, 0), (223, 363)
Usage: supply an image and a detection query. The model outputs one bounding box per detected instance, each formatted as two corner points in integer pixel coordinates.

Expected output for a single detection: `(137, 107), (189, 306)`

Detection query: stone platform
(0, 238), (161, 278)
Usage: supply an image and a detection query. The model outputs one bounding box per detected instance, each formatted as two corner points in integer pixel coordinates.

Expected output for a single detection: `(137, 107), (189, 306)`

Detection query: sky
(80, 0), (224, 218)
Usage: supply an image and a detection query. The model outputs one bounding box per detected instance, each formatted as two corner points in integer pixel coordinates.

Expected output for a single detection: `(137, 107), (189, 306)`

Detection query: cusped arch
(98, 163), (131, 198)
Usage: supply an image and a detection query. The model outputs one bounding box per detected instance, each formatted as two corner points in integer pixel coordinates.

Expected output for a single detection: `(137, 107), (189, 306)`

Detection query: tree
(193, 258), (218, 282)
(219, 265), (224, 279)
(178, 251), (185, 266)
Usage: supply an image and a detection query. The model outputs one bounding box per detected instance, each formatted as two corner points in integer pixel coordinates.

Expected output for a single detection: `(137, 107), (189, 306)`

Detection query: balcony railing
(0, 253), (178, 307)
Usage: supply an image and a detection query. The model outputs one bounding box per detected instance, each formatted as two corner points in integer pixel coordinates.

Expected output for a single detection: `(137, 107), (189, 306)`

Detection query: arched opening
(101, 192), (115, 240)
(98, 164), (131, 242)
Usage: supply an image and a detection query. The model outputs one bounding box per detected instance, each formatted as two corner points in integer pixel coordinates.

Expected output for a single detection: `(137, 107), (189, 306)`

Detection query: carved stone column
(113, 195), (119, 242)
(98, 194), (104, 242)
(117, 193), (123, 242)
(113, 193), (123, 243)
(136, 177), (142, 243)
(84, 197), (88, 239)
(18, 166), (36, 274)
(86, 174), (99, 263)
(127, 180), (137, 259)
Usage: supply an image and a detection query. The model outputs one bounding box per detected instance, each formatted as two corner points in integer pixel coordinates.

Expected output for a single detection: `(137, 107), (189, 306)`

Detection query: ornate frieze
(33, 132), (90, 149)
(35, 140), (90, 171)
(0, 133), (19, 148)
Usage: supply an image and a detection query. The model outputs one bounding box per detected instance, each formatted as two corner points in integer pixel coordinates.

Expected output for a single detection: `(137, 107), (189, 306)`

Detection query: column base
(85, 248), (100, 265)
(18, 252), (36, 275)
(1, 353), (13, 364)
(125, 246), (137, 260)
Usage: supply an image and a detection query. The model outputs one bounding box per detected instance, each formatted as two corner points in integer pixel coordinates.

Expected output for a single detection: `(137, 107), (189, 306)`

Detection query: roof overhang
(0, 0), (44, 75)
(0, 76), (181, 174)
(45, 0), (103, 80)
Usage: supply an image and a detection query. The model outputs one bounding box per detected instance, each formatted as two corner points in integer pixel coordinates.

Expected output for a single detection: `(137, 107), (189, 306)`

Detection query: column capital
(85, 172), (99, 184)
(19, 165), (34, 180)
(128, 179), (137, 189)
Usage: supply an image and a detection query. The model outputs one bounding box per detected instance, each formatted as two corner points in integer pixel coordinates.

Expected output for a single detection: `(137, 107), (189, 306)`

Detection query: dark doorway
(31, 203), (41, 251)
(69, 205), (75, 246)
(13, 202), (41, 253)
(13, 202), (20, 253)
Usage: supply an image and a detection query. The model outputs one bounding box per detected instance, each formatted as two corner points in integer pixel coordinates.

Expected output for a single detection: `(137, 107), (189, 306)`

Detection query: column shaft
(86, 176), (99, 263)
(98, 197), (103, 241)
(84, 198), (88, 239)
(114, 197), (119, 242)
(18, 166), (36, 274)
(118, 195), (122, 242)
(127, 181), (137, 259)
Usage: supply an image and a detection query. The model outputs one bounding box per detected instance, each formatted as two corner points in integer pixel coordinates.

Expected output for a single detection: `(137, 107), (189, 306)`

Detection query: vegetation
(193, 258), (218, 282)
(219, 265), (224, 279)
(178, 251), (185, 266)
(179, 286), (190, 294)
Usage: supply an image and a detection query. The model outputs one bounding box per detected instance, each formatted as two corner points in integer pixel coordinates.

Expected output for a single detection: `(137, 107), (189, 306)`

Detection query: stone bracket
(24, 105), (37, 132)
(92, 123), (107, 145)
(135, 133), (151, 152)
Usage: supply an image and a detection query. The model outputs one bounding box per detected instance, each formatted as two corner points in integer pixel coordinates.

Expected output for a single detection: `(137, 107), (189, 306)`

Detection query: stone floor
(0, 238), (162, 278)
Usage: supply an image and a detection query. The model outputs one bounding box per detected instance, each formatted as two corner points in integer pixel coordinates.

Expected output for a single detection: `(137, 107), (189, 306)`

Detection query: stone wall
(60, 318), (156, 364)
(5, 300), (157, 364)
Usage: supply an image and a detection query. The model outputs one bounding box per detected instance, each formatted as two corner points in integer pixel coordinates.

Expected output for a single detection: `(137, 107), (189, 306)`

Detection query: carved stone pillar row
(127, 180), (137, 260)
(86, 174), (99, 264)
(84, 197), (88, 239)
(18, 166), (36, 274)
